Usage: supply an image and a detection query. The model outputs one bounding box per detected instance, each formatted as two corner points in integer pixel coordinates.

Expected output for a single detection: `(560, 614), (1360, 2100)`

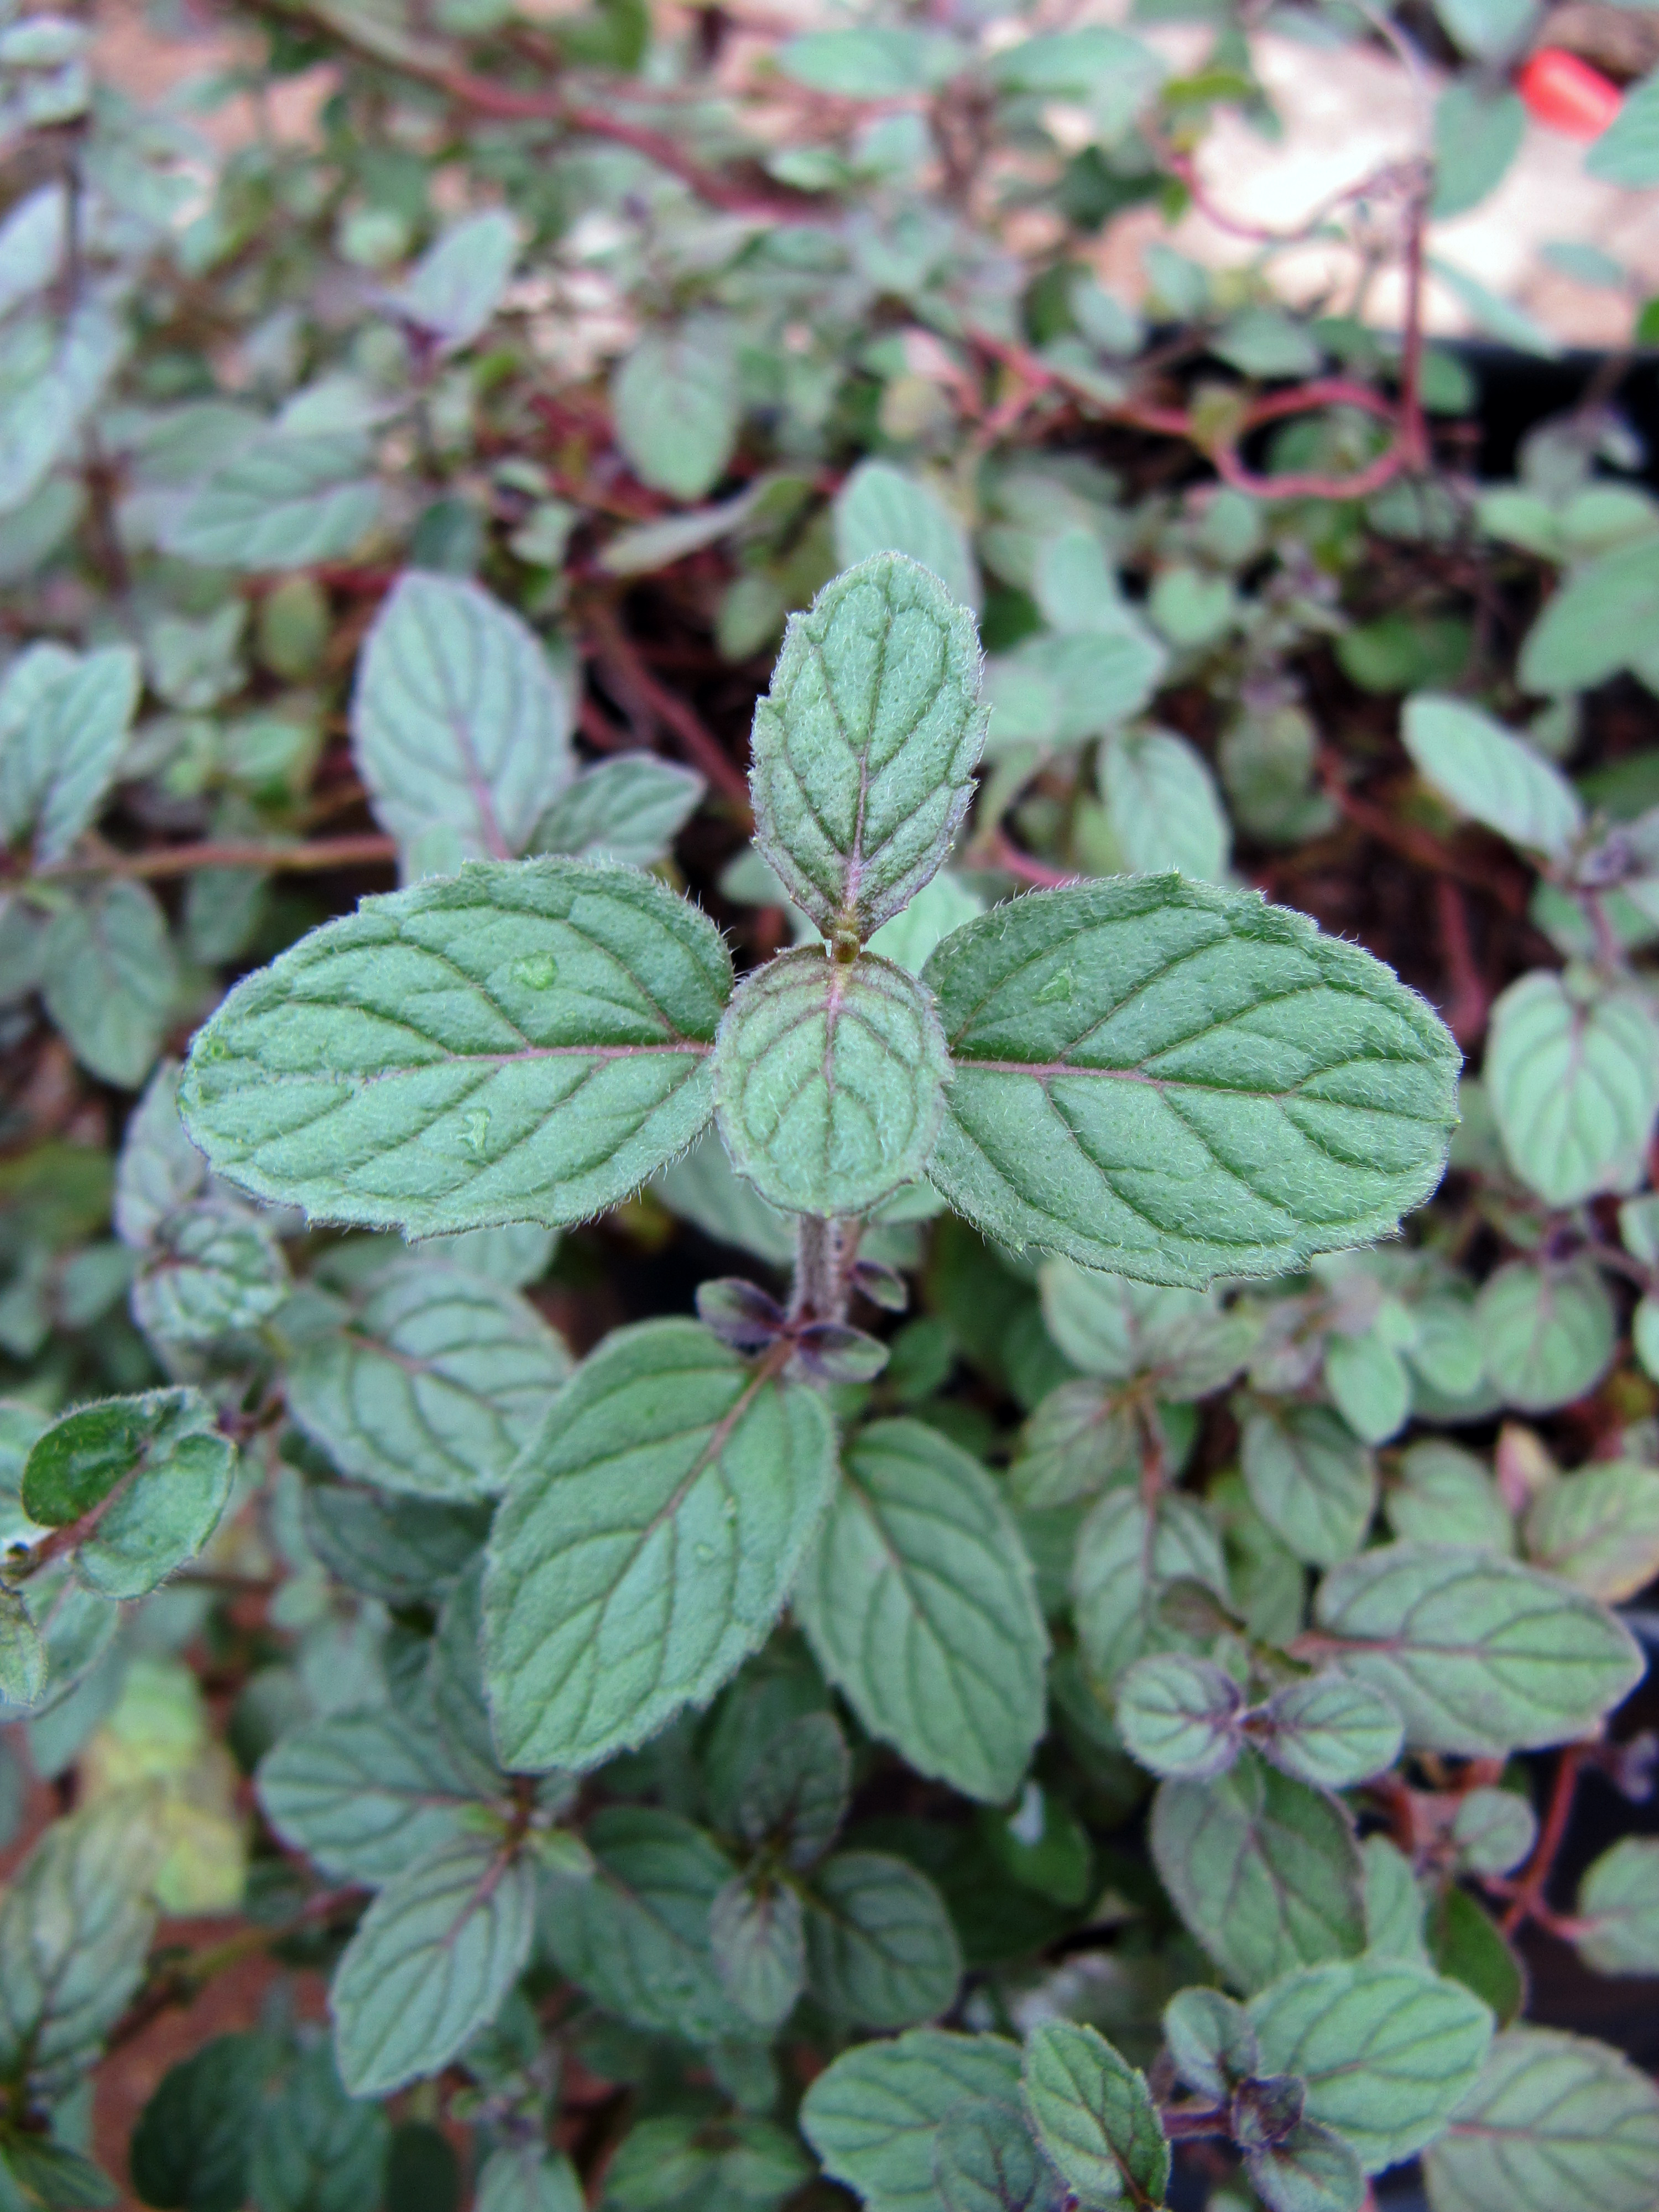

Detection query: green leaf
(390, 208), (519, 349)
(1248, 2121), (1365, 2212)
(709, 1873), (806, 2027)
(932, 2101), (1051, 2212)
(288, 1256), (570, 1503)
(1432, 86), (1526, 218)
(1449, 1788), (1536, 1877)
(737, 1708), (850, 1869)
(113, 1062), (205, 1249)
(1249, 1959), (1492, 2173)
(1254, 1673), (1404, 1790)
(1422, 2026), (1659, 2212)
(1386, 1441), (1512, 1553)
(301, 1480), (489, 1604)
(0, 1793), (159, 2092)
(131, 2033), (268, 2212)
(1431, 0), (1531, 60)
(1009, 1379), (1138, 1509)
(41, 880), (178, 1090)
(922, 877), (1459, 1288)
(1114, 1652), (1243, 1779)
(832, 467), (980, 615)
(604, 2114), (809, 2212)
(247, 2041), (390, 2212)
(1312, 1541), (1644, 1755)
(1039, 1260), (1250, 1400)
(1476, 1260), (1615, 1414)
(1098, 727), (1231, 881)
(474, 2149), (583, 2212)
(1323, 1328), (1410, 1447)
(711, 949), (951, 1216)
(1401, 695), (1582, 859)
(805, 1851), (962, 2030)
(655, 1128), (796, 1268)
(779, 26), (966, 95)
(0, 642), (140, 863)
(22, 1386), (236, 1599)
(538, 1804), (751, 2043)
(613, 316), (739, 502)
(168, 434), (382, 570)
(257, 1708), (485, 1885)
(1586, 69), (1659, 187)
(178, 858), (732, 1237)
(1574, 1838), (1659, 1975)
(353, 572), (575, 865)
(1072, 1486), (1229, 1688)
(132, 1199), (290, 1346)
(0, 1588), (44, 1708)
(1485, 972), (1659, 1207)
(1020, 2020), (1168, 2209)
(0, 299), (124, 520)
(748, 554), (985, 943)
(984, 628), (1166, 756)
(1149, 1752), (1366, 1994)
(531, 754), (703, 868)
(1241, 1404), (1376, 1568)
(794, 1416), (1047, 1804)
(329, 1830), (536, 2096)
(484, 1318), (835, 1771)
(1162, 1987), (1259, 2098)
(801, 2030), (1024, 2212)
(1519, 538), (1659, 696)
(1524, 1459), (1659, 1601)
(1428, 1885), (1525, 2027)
(2, 2137), (118, 2210)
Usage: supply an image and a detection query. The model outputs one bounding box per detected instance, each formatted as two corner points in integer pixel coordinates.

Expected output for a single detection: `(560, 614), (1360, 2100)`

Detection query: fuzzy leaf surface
(483, 1319), (836, 1772)
(1020, 2019), (1169, 2206)
(1421, 2026), (1659, 2212)
(1240, 1405), (1376, 1568)
(1485, 972), (1659, 1208)
(1402, 695), (1583, 858)
(178, 859), (731, 1237)
(749, 554), (986, 942)
(1312, 1541), (1644, 1755)
(922, 878), (1459, 1287)
(712, 948), (951, 1217)
(794, 1417), (1047, 1803)
(801, 2030), (1024, 2212)
(257, 1709), (485, 1885)
(804, 1851), (962, 2030)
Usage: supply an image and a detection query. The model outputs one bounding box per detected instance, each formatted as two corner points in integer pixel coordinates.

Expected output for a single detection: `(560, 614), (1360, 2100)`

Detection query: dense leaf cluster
(1, 0), (1658, 2209)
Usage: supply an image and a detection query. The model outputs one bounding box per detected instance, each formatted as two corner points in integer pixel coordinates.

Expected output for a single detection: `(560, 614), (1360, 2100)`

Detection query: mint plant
(3, 0), (1659, 2206)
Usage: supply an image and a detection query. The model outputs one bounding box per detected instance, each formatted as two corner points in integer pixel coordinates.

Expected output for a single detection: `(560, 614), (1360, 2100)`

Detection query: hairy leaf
(1241, 1404), (1376, 1568)
(1253, 1674), (1404, 1790)
(179, 859), (731, 1237)
(168, 434), (381, 570)
(1114, 1653), (1244, 1780)
(0, 641), (140, 864)
(1149, 1751), (1366, 1994)
(801, 2030), (1024, 2212)
(1020, 2019), (1169, 2206)
(1098, 726), (1230, 881)
(1039, 1260), (1250, 1400)
(922, 877), (1459, 1287)
(1422, 2026), (1659, 2212)
(537, 1805), (751, 2044)
(794, 1417), (1047, 1803)
(804, 1851), (962, 2030)
(1574, 1839), (1659, 1976)
(1476, 1259), (1615, 1414)
(329, 1832), (535, 2096)
(1312, 1541), (1644, 1755)
(353, 572), (574, 865)
(1524, 1459), (1659, 1601)
(1071, 1486), (1229, 1688)
(710, 1873), (806, 2027)
(257, 1709), (486, 1885)
(712, 948), (951, 1216)
(484, 1319), (836, 1771)
(749, 554), (985, 942)
(42, 880), (178, 1091)
(1250, 1959), (1493, 2172)
(530, 754), (703, 868)
(932, 2101), (1052, 2212)
(612, 316), (739, 502)
(1163, 1987), (1259, 2099)
(288, 1258), (570, 1503)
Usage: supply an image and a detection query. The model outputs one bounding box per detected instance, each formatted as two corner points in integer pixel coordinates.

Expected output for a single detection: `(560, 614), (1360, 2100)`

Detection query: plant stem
(24, 833), (400, 885)
(791, 1214), (860, 1326)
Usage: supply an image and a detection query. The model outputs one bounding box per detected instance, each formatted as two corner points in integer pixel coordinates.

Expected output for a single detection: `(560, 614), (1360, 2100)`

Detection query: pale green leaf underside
(1575, 1838), (1659, 1976)
(1313, 1541), (1644, 1756)
(750, 553), (987, 940)
(286, 1258), (571, 1502)
(329, 1833), (535, 2096)
(179, 858), (732, 1237)
(1422, 2027), (1659, 2212)
(921, 877), (1460, 1288)
(1250, 1959), (1494, 2173)
(483, 1319), (837, 1772)
(712, 948), (951, 1217)
(801, 2030), (1023, 2212)
(1402, 693), (1583, 859)
(794, 1417), (1048, 1804)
